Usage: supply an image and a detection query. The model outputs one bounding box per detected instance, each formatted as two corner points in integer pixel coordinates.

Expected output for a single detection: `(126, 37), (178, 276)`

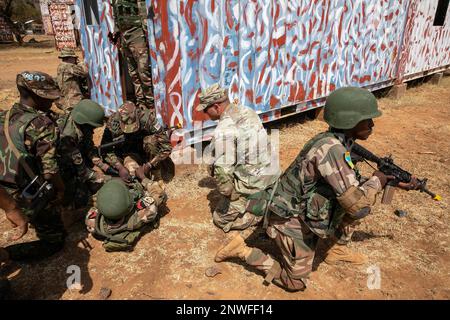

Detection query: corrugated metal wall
(400, 0), (450, 80)
(146, 0), (411, 135)
(76, 0), (122, 113)
(75, 0), (450, 142)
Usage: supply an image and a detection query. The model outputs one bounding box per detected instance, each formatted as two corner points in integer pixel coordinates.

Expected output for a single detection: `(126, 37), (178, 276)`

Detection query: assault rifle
(351, 143), (442, 203)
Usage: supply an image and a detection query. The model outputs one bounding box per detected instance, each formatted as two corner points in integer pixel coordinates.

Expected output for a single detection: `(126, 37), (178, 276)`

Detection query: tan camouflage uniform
(199, 85), (280, 232)
(56, 48), (89, 112)
(244, 131), (382, 291)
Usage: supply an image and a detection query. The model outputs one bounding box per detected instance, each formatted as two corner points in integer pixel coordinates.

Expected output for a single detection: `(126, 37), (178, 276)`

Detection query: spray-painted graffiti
(146, 0), (409, 133)
(76, 0), (122, 113)
(49, 1), (77, 49)
(402, 0), (450, 78)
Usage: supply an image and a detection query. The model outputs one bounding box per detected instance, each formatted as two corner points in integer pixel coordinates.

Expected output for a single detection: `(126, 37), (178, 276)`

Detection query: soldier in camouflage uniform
(109, 0), (154, 109)
(100, 101), (172, 205)
(214, 87), (419, 292)
(85, 169), (163, 252)
(197, 84), (280, 233)
(56, 47), (90, 113)
(0, 71), (66, 261)
(56, 99), (106, 209)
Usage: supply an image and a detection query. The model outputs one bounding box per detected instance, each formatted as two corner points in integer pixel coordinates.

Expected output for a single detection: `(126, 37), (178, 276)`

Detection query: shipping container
(75, 0), (450, 145)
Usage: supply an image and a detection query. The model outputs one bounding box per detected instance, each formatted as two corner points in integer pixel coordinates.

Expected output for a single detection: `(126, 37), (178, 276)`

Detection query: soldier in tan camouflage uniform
(214, 87), (419, 292)
(100, 101), (172, 206)
(197, 84), (280, 233)
(56, 47), (90, 113)
(0, 71), (66, 261)
(109, 0), (154, 109)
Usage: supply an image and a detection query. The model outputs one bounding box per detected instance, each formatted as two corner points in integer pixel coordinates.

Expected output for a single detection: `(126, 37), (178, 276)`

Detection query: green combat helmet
(97, 179), (134, 220)
(324, 87), (381, 129)
(72, 99), (105, 128)
(16, 71), (60, 100)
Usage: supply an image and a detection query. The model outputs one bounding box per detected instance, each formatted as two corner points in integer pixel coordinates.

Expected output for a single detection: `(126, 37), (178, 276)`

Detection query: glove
(372, 171), (395, 188)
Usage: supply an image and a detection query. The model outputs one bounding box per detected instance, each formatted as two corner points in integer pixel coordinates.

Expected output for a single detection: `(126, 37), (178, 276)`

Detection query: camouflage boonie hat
(16, 71), (60, 100)
(59, 47), (78, 59)
(196, 83), (228, 112)
(118, 101), (140, 133)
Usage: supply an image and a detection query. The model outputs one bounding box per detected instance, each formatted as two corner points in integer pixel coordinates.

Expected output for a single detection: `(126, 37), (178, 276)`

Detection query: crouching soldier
(56, 99), (106, 209)
(100, 101), (173, 203)
(85, 165), (166, 252)
(214, 87), (419, 292)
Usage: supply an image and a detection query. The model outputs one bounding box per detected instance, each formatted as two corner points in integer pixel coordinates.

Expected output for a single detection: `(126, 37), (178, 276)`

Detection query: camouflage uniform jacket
(111, 0), (148, 40)
(85, 179), (158, 236)
(56, 62), (89, 111)
(210, 103), (280, 197)
(56, 113), (98, 183)
(0, 103), (59, 189)
(266, 130), (382, 239)
(102, 109), (172, 167)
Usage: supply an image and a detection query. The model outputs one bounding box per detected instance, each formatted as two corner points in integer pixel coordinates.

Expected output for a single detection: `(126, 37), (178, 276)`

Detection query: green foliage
(10, 0), (42, 24)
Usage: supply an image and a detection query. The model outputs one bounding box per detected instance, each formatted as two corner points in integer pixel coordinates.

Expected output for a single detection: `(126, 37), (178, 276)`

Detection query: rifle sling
(4, 108), (38, 180)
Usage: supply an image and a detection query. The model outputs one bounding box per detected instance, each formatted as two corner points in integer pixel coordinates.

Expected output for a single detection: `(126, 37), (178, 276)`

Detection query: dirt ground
(0, 40), (449, 300)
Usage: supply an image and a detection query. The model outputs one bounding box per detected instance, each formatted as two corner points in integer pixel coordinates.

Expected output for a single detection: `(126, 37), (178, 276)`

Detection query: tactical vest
(114, 0), (147, 31)
(0, 105), (40, 188)
(248, 132), (347, 238)
(93, 181), (148, 251)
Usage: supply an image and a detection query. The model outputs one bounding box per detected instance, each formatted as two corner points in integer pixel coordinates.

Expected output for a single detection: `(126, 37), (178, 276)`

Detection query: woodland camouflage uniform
(111, 0), (154, 109)
(0, 71), (65, 261)
(216, 87), (385, 292)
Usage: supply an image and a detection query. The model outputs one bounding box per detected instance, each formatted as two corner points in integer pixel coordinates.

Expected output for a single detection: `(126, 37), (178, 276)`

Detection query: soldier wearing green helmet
(214, 86), (418, 292)
(85, 170), (164, 252)
(56, 99), (107, 211)
(56, 47), (90, 113)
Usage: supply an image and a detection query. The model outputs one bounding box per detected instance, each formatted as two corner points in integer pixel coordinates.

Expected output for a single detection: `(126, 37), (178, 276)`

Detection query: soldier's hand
(397, 176), (420, 191)
(135, 165), (147, 181)
(5, 209), (29, 241)
(118, 166), (132, 183)
(372, 171), (395, 188)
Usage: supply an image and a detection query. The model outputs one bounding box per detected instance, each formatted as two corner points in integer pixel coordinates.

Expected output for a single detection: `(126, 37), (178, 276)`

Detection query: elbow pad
(337, 186), (377, 219)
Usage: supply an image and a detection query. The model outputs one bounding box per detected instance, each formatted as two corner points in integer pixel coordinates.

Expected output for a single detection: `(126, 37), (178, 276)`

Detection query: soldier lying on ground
(56, 99), (106, 210)
(85, 164), (167, 252)
(99, 101), (172, 203)
(0, 71), (66, 261)
(215, 86), (420, 292)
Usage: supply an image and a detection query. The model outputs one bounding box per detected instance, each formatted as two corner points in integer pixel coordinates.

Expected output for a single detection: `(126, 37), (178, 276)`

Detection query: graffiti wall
(0, 16), (13, 42)
(49, 0), (77, 49)
(76, 0), (122, 113)
(146, 0), (409, 133)
(401, 0), (450, 79)
(39, 0), (54, 35)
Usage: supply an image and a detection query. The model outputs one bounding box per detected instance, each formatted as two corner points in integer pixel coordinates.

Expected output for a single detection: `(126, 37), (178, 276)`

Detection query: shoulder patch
(344, 151), (355, 169)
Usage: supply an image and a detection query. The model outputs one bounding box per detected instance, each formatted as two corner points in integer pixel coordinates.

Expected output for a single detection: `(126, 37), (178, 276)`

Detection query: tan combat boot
(324, 244), (368, 265)
(214, 234), (252, 263)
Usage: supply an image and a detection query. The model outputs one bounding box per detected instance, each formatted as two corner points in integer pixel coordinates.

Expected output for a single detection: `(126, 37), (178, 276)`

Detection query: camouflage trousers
(213, 195), (262, 233)
(122, 36), (154, 109)
(1, 185), (66, 261)
(245, 214), (358, 292)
